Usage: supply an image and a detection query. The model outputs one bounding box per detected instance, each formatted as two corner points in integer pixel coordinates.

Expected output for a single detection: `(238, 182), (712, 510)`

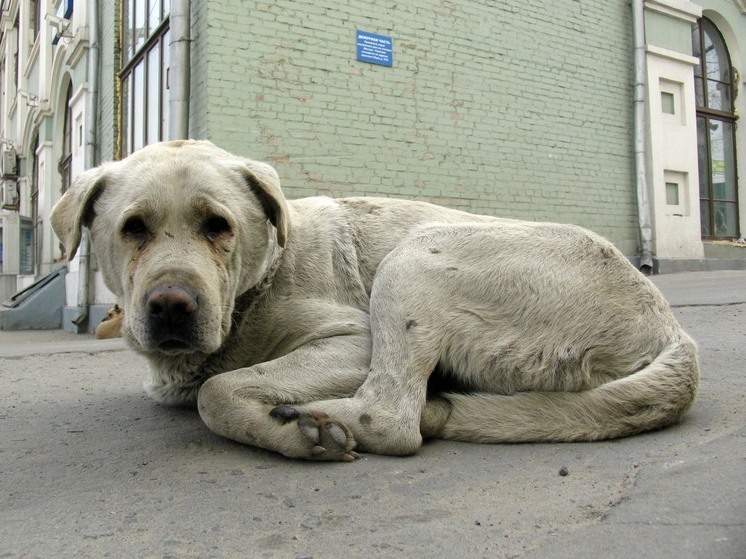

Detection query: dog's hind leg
(423, 335), (699, 442)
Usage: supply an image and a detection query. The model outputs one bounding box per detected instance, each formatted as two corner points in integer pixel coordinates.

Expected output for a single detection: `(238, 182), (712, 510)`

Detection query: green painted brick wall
(192, 0), (640, 255)
(97, 0), (118, 163)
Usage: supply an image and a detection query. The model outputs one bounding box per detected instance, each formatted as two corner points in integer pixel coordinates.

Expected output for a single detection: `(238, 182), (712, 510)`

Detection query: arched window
(692, 18), (739, 239)
(58, 83), (73, 195)
(31, 134), (40, 275)
(57, 83), (73, 259)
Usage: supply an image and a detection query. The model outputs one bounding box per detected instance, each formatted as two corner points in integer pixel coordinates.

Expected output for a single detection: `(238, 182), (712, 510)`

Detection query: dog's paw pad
(325, 422), (349, 447)
(298, 416), (321, 443)
(269, 405), (358, 462)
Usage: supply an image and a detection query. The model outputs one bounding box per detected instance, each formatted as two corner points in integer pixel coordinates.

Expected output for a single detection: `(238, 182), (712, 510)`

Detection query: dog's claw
(312, 445), (326, 455)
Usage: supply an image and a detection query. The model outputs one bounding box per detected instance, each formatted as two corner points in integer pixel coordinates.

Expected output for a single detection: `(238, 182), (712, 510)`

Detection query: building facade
(0, 0), (744, 331)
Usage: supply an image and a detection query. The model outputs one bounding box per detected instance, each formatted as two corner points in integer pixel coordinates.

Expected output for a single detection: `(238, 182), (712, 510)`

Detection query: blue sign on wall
(356, 30), (393, 67)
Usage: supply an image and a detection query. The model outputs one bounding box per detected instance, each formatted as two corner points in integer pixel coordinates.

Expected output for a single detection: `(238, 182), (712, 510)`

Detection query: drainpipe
(632, 0), (654, 272)
(169, 0), (191, 139)
(72, 0), (99, 331)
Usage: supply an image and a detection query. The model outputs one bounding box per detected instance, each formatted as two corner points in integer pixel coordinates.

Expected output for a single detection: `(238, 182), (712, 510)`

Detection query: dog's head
(51, 140), (289, 356)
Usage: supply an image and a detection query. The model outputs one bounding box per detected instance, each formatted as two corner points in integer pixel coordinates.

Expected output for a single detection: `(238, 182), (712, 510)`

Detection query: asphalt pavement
(1, 270), (745, 558)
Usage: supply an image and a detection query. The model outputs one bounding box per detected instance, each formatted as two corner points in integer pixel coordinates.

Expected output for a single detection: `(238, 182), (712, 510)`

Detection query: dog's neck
(200, 240), (286, 372)
(232, 242), (285, 320)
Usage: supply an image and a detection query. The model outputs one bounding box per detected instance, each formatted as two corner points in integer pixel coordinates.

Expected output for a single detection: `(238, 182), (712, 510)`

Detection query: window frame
(119, 0), (171, 157)
(58, 82), (73, 195)
(693, 18), (740, 240)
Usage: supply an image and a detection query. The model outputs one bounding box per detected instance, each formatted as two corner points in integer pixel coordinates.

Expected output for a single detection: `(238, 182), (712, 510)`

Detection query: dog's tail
(431, 335), (699, 442)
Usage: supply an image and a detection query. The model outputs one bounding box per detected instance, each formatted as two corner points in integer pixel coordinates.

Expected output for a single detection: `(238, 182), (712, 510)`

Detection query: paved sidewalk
(0, 328), (126, 357)
(1, 271), (744, 558)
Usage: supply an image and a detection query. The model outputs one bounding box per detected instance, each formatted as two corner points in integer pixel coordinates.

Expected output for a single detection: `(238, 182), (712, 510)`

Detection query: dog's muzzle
(144, 284), (201, 353)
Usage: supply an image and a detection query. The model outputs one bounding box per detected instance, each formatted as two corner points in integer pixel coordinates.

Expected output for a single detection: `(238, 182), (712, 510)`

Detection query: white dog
(51, 140), (699, 461)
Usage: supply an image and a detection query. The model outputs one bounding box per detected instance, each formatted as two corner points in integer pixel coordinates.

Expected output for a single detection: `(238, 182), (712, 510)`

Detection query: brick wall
(96, 0), (117, 163)
(198, 0), (640, 254)
(189, 0), (209, 140)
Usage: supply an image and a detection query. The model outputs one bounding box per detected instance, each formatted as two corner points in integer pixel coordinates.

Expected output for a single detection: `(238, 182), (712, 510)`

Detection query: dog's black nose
(145, 285), (199, 348)
(146, 285), (198, 321)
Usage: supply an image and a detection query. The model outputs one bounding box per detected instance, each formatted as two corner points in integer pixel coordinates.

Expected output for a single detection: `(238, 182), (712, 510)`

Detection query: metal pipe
(72, 0), (100, 330)
(114, 0), (124, 161)
(169, 0), (191, 139)
(72, 229), (90, 327)
(86, 0), (99, 173)
(632, 0), (654, 271)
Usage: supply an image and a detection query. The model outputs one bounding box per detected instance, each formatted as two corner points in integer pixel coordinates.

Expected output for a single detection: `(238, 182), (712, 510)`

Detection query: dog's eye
(122, 217), (148, 240)
(203, 216), (232, 240)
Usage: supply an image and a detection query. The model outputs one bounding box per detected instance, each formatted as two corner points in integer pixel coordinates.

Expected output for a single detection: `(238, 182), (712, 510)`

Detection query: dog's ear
(50, 165), (108, 259)
(238, 159), (289, 248)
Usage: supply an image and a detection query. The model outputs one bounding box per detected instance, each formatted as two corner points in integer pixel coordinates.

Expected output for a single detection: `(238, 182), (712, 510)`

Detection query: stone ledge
(654, 257), (746, 274)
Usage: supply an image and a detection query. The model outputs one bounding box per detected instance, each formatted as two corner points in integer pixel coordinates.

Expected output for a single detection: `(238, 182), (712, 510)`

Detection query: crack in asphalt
(613, 521), (746, 527)
(670, 301), (746, 308)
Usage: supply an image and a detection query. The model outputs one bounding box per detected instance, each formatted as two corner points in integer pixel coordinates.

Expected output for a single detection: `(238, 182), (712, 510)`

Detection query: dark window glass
(120, 1), (170, 157)
(692, 18), (739, 239)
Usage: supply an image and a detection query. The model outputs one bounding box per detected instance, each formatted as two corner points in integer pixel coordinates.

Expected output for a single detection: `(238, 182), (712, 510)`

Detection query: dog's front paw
(270, 405), (359, 462)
